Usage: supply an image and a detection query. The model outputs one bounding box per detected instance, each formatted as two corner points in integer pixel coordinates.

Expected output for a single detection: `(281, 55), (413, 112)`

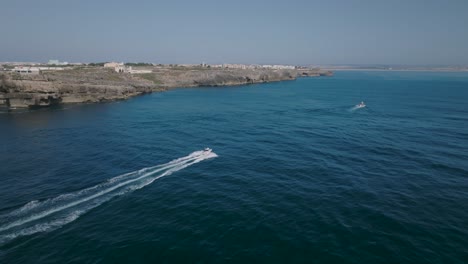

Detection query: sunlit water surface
(1, 71), (467, 263)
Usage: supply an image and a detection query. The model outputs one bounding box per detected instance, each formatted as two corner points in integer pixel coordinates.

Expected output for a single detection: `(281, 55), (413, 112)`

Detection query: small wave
(0, 150), (217, 244)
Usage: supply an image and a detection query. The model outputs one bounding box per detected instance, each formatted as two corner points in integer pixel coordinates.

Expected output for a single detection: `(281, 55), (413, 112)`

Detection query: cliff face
(0, 67), (332, 108)
(0, 68), (158, 108)
(152, 68), (298, 88)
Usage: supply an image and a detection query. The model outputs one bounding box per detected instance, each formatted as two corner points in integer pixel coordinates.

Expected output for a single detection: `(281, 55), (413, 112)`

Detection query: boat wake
(348, 106), (360, 112)
(0, 149), (217, 245)
(349, 106), (365, 112)
(349, 101), (366, 112)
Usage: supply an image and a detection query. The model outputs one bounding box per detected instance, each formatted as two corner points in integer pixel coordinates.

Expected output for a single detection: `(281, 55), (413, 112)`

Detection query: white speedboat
(356, 101), (366, 108)
(203, 148), (212, 153)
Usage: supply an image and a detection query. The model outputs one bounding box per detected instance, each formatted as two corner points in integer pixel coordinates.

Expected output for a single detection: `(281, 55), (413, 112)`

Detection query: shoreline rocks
(0, 67), (332, 109)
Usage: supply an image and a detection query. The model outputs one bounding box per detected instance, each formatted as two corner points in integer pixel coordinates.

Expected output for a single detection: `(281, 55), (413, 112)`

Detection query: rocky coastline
(0, 66), (332, 109)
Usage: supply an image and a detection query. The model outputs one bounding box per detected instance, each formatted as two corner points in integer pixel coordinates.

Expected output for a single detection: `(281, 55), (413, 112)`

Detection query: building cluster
(222, 64), (255, 69)
(175, 63), (298, 70)
(2, 60), (300, 76)
(48, 59), (69, 66)
(0, 59), (86, 75)
(10, 66), (66, 75)
(13, 66), (41, 75)
(177, 64), (202, 67)
(260, 65), (296, 70)
(208, 64), (297, 70)
(104, 62), (152, 74)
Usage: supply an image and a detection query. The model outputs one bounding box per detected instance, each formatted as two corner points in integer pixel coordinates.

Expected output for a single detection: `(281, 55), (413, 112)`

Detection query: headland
(0, 63), (332, 109)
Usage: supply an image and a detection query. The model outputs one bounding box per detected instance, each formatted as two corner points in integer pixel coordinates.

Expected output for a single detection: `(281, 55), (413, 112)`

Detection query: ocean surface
(0, 71), (467, 263)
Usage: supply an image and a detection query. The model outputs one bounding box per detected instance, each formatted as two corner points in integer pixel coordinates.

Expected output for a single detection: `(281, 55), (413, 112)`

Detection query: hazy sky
(1, 0), (468, 65)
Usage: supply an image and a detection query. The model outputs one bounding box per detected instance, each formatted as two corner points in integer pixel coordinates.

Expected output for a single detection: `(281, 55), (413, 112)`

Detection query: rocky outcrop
(0, 67), (332, 109)
(134, 68), (331, 89)
(0, 68), (158, 108)
(193, 69), (296, 86)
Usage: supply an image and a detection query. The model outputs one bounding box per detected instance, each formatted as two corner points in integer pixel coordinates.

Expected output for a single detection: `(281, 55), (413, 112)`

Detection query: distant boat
(356, 101), (366, 108)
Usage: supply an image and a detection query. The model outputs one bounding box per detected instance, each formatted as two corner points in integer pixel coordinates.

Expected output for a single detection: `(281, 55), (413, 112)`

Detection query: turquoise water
(1, 71), (467, 263)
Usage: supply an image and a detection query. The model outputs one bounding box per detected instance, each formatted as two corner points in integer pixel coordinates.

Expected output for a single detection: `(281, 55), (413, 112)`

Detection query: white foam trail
(0, 150), (217, 244)
(348, 106), (359, 112)
(6, 200), (40, 217)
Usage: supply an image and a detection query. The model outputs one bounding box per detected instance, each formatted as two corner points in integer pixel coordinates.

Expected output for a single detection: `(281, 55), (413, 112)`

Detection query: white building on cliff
(14, 66), (40, 75)
(104, 62), (126, 73)
(103, 62), (152, 74)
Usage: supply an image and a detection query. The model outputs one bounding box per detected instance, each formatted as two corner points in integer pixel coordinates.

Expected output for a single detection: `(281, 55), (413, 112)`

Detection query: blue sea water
(0, 71), (467, 263)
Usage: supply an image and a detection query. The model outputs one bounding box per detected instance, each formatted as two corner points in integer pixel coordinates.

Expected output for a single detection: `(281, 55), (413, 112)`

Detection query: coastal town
(0, 60), (309, 76)
(3, 60), (467, 77)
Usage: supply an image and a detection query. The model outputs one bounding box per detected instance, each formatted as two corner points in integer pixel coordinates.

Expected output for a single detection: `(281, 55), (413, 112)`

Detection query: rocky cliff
(0, 68), (157, 108)
(0, 67), (332, 108)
